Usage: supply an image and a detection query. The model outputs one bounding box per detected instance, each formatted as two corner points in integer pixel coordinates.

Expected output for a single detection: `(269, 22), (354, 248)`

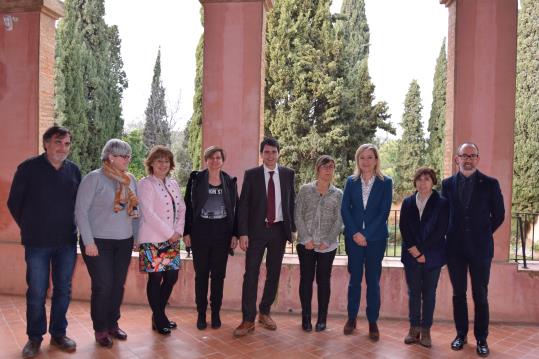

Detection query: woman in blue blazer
(341, 144), (392, 340)
(400, 167), (448, 348)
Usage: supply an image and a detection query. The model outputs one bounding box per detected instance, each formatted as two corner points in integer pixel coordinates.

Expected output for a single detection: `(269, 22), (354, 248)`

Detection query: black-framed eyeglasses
(458, 154), (478, 160)
(114, 154), (131, 160)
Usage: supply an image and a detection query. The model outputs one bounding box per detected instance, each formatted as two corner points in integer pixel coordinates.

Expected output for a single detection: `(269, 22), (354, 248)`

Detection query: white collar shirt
(415, 192), (431, 220)
(263, 164), (283, 223)
(360, 175), (376, 209)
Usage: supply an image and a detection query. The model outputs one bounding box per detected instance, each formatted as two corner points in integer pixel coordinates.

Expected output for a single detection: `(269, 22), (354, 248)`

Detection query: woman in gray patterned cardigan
(295, 155), (343, 332)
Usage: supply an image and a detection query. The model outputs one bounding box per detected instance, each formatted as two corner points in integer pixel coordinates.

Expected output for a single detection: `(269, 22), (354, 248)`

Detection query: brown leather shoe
(233, 321), (255, 337)
(369, 322), (380, 341)
(404, 326), (420, 344)
(343, 319), (356, 335)
(258, 314), (277, 330)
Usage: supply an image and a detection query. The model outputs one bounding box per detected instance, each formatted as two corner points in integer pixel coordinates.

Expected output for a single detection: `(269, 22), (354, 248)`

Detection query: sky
(104, 0), (448, 138)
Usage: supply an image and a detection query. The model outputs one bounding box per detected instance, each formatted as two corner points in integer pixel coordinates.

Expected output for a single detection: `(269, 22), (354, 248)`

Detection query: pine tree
(426, 39), (447, 179)
(265, 0), (345, 186)
(513, 0), (539, 212)
(55, 0), (127, 173)
(187, 8), (204, 170)
(395, 80), (425, 199)
(335, 0), (393, 182)
(143, 49), (171, 148)
(122, 129), (147, 180)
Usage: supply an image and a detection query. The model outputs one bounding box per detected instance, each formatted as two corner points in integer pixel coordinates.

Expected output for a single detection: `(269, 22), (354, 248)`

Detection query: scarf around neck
(102, 161), (139, 218)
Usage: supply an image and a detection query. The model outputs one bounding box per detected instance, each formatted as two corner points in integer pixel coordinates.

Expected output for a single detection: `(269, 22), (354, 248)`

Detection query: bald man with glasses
(441, 143), (505, 358)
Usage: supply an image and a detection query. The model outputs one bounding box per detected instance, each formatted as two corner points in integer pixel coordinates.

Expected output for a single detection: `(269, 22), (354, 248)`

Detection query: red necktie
(267, 171), (276, 225)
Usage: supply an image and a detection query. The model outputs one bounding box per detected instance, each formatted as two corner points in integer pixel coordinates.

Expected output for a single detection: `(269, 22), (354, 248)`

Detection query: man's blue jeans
(24, 244), (77, 341)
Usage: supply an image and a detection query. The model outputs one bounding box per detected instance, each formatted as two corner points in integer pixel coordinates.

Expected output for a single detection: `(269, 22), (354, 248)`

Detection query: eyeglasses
(458, 154), (478, 160)
(114, 154), (131, 160)
(320, 164), (335, 170)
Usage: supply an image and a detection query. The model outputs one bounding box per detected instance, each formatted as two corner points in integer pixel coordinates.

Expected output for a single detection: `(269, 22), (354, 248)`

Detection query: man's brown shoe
(369, 322), (380, 341)
(343, 319), (356, 335)
(233, 321), (255, 337)
(258, 314), (277, 330)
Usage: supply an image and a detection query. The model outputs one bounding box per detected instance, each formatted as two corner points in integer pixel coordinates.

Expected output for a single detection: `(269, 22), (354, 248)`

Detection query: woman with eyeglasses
(75, 139), (139, 348)
(295, 155), (343, 332)
(183, 146), (238, 330)
(341, 144), (392, 340)
(137, 146), (186, 335)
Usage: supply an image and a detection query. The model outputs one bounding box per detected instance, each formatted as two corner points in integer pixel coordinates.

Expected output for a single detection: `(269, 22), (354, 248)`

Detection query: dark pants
(147, 270), (178, 328)
(297, 244), (336, 318)
(404, 264), (442, 328)
(241, 222), (287, 322)
(24, 244), (77, 341)
(447, 255), (491, 341)
(346, 238), (387, 323)
(191, 218), (230, 314)
(81, 237), (133, 332)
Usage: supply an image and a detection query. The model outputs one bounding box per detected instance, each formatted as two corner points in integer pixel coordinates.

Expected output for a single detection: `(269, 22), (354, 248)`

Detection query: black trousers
(297, 244), (336, 318)
(81, 237), (133, 332)
(447, 255), (491, 341)
(147, 270), (178, 328)
(241, 223), (287, 322)
(191, 218), (230, 314)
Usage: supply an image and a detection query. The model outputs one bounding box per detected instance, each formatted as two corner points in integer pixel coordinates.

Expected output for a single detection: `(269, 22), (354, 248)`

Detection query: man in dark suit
(233, 138), (295, 337)
(442, 143), (505, 358)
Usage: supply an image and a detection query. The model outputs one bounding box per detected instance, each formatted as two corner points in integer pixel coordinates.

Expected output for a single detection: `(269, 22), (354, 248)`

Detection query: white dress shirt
(263, 165), (283, 223)
(415, 192), (432, 220)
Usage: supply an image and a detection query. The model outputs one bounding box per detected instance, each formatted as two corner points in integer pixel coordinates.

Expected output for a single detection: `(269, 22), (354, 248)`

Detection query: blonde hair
(353, 143), (385, 180)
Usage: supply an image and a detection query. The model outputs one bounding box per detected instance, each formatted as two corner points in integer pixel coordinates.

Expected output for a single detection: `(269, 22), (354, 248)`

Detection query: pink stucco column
(442, 0), (518, 261)
(0, 0), (64, 242)
(200, 0), (273, 185)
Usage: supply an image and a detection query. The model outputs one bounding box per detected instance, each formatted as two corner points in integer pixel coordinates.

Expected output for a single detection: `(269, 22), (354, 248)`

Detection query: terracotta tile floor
(1, 294), (538, 359)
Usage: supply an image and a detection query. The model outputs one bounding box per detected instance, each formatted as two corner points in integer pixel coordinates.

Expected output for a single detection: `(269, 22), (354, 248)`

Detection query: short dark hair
(204, 146), (226, 162)
(412, 167), (438, 187)
(42, 124), (71, 150)
(260, 137), (280, 153)
(144, 145), (175, 176)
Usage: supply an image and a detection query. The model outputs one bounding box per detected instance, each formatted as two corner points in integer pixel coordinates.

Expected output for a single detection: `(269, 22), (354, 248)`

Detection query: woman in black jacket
(400, 167), (449, 348)
(183, 146), (238, 330)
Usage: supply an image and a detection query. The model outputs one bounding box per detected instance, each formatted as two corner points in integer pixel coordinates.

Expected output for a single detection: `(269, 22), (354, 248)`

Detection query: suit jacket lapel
(278, 166), (287, 206)
(364, 177), (379, 213)
(451, 174), (461, 212)
(257, 166), (267, 207)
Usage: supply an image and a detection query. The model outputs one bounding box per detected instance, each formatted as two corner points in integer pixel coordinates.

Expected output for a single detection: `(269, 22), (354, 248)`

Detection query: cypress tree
(187, 8), (204, 170)
(426, 39), (447, 179)
(513, 0), (539, 212)
(55, 0), (127, 173)
(265, 0), (344, 186)
(395, 80), (425, 199)
(143, 49), (171, 148)
(334, 0), (393, 183)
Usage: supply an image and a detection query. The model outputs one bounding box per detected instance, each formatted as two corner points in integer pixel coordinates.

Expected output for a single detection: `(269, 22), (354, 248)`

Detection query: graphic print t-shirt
(201, 184), (227, 219)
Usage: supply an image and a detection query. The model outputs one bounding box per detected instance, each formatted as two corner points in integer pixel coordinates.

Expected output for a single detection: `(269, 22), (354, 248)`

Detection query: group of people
(7, 125), (504, 359)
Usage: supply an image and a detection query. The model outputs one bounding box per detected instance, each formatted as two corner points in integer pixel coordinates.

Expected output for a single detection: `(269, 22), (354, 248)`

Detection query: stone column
(442, 0), (518, 261)
(0, 0), (64, 241)
(200, 0), (273, 185)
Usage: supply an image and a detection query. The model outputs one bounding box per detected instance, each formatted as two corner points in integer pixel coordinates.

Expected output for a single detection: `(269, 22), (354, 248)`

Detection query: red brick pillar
(0, 0), (64, 241)
(200, 0), (273, 185)
(442, 0), (518, 261)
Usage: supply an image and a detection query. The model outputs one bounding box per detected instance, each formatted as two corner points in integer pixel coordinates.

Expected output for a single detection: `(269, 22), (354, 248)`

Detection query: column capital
(200, 0), (273, 11)
(439, 0), (454, 7)
(0, 0), (64, 19)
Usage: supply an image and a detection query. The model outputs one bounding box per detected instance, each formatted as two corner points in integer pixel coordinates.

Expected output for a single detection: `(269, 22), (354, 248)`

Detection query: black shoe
(211, 312), (221, 329)
(152, 319), (172, 335)
(108, 327), (127, 340)
(476, 340), (489, 357)
(451, 336), (467, 350)
(315, 322), (326, 332)
(197, 313), (207, 330)
(302, 315), (312, 332)
(168, 321), (177, 329)
(50, 336), (76, 352)
(368, 322), (380, 341)
(22, 340), (41, 358)
(95, 332), (113, 348)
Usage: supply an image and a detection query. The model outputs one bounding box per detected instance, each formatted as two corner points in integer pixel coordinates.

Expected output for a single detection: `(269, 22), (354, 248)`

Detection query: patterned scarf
(102, 161), (139, 218)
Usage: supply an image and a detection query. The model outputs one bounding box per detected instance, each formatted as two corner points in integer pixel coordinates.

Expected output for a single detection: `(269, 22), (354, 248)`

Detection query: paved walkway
(1, 295), (538, 359)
